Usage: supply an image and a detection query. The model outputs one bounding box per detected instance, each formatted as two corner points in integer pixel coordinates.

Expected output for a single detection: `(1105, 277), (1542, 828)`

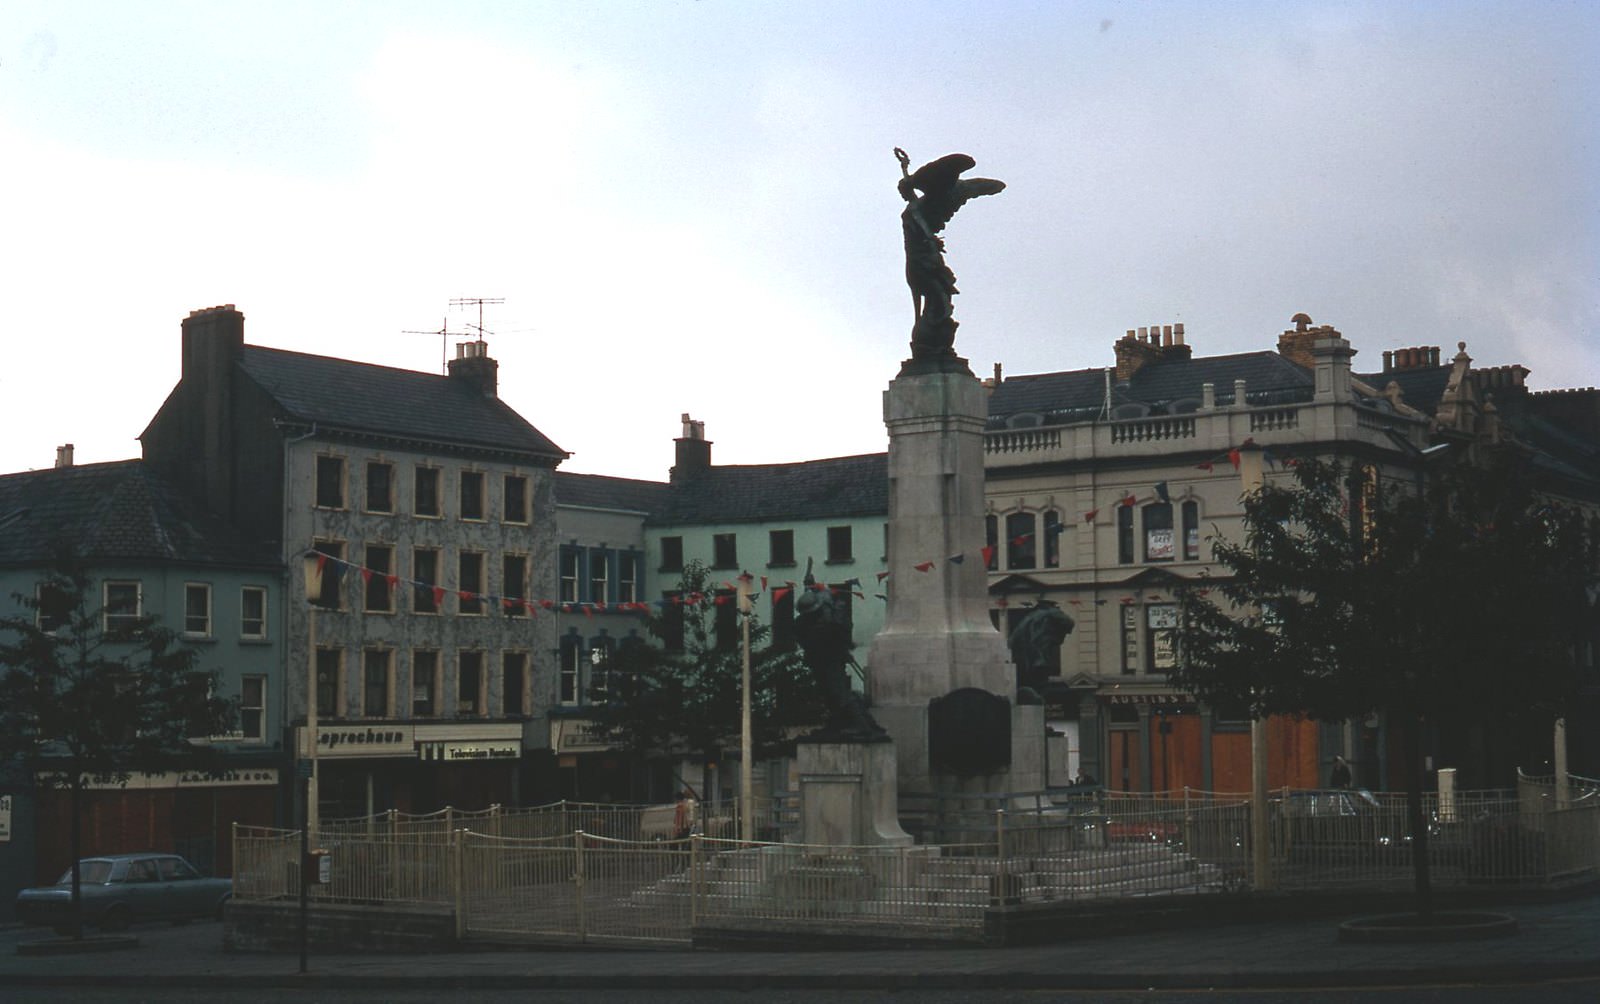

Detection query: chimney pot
(1174, 322), (1185, 344)
(1383, 350), (1393, 371)
(55, 444), (74, 468)
(1138, 326), (1149, 341)
(992, 362), (1003, 385)
(447, 340), (498, 396)
(1430, 347), (1440, 366)
(1162, 325), (1173, 347)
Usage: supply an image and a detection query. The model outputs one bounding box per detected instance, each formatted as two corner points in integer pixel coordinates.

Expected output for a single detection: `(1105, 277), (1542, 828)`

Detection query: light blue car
(15, 853), (232, 934)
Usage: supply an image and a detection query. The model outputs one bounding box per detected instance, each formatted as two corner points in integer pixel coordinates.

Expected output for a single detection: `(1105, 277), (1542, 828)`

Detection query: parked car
(14, 853), (232, 934)
(1276, 788), (1411, 863)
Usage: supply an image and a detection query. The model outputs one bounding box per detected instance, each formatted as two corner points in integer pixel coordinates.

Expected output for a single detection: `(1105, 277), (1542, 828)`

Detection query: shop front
(295, 722), (527, 820)
(1086, 689), (1323, 794)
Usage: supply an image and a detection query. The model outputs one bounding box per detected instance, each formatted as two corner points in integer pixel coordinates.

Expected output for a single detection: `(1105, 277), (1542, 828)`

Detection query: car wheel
(98, 904), (132, 932)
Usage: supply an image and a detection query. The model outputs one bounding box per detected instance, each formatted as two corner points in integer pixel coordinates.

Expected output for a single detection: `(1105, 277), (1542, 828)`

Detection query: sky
(2, 1), (1596, 482)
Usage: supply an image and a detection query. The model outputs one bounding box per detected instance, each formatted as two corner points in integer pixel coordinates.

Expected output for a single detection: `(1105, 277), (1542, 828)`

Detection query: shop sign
(1105, 693), (1194, 707)
(418, 740), (521, 761)
(553, 719), (614, 752)
(438, 741), (520, 761)
(36, 770), (280, 790)
(299, 725), (416, 758)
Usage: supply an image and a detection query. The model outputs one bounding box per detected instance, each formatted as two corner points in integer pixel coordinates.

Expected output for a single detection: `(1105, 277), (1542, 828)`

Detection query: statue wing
(919, 176), (1006, 234)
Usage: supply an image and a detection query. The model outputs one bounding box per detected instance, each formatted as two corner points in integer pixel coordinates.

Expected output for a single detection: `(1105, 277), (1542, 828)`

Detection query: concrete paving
(3, 894), (1598, 992)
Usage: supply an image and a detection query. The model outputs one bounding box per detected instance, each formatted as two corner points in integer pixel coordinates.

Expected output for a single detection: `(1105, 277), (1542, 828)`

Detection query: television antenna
(450, 296), (504, 345)
(402, 316), (473, 375)
(402, 297), (506, 373)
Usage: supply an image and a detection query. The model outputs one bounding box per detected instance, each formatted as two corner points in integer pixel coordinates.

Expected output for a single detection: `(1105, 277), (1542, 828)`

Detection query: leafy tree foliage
(1174, 454), (1590, 915)
(0, 558), (234, 937)
(587, 561), (819, 795)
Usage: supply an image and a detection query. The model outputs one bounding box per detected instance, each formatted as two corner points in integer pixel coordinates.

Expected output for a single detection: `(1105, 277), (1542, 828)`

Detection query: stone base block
(876, 700), (1047, 797)
(798, 740), (913, 847)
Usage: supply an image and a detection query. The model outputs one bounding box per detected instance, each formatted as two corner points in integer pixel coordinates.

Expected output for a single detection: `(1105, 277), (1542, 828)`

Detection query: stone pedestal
(797, 740), (913, 847)
(867, 357), (1046, 796)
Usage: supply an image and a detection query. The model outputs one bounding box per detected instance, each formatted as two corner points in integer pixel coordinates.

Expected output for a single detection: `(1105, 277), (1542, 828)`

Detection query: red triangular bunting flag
(980, 545), (995, 567)
(1083, 509), (1099, 523)
(1120, 494), (1137, 507)
(1197, 461), (1213, 471)
(914, 560), (935, 572)
(360, 567), (372, 585)
(1228, 448), (1242, 469)
(432, 586), (446, 607)
(876, 570), (891, 582)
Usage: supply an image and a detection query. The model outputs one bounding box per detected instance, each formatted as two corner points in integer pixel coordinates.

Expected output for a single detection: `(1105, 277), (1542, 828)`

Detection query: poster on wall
(1146, 527), (1175, 561)
(1148, 604), (1179, 670)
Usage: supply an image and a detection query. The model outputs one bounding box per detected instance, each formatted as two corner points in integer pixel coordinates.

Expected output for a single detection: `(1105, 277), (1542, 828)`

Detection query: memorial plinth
(796, 740), (913, 847)
(867, 357), (1045, 797)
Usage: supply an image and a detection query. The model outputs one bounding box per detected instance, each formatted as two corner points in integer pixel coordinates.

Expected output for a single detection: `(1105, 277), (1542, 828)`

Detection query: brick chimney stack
(1383, 346), (1443, 372)
(178, 304), (245, 517)
(447, 340), (499, 397)
(1277, 313), (1346, 369)
(1114, 322), (1189, 381)
(671, 413), (711, 482)
(55, 444), (74, 468)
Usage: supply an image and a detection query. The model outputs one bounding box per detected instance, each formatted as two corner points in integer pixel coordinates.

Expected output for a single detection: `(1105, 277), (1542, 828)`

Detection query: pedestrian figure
(1330, 754), (1352, 789)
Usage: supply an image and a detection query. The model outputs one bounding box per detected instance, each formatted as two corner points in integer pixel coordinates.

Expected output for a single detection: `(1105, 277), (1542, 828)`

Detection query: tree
(1174, 454), (1590, 917)
(0, 557), (234, 938)
(587, 561), (819, 803)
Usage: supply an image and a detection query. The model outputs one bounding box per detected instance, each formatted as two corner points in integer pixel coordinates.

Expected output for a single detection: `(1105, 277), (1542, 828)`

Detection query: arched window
(1117, 506), (1135, 564)
(1006, 511), (1036, 569)
(1143, 503), (1174, 562)
(1043, 509), (1063, 567)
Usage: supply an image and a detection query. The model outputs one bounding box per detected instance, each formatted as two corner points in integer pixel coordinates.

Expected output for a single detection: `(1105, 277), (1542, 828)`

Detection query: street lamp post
(738, 572), (754, 842)
(299, 552), (323, 974)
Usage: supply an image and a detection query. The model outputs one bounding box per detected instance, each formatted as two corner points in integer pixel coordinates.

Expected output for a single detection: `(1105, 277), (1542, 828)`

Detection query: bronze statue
(895, 148), (1005, 360)
(793, 559), (886, 741)
(1007, 599), (1074, 703)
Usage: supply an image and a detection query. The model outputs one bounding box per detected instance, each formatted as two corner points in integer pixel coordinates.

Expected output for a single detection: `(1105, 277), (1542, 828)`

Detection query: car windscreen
(57, 860), (115, 885)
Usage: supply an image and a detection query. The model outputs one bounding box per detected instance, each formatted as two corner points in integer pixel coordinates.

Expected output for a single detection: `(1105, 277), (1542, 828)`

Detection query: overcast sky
(2, 1), (1596, 481)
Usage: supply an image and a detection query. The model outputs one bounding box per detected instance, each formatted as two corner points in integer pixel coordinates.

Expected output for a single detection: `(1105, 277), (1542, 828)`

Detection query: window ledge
(823, 558), (855, 566)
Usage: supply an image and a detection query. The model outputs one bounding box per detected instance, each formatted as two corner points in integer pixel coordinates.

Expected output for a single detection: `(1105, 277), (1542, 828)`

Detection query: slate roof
(0, 461), (279, 568)
(554, 472), (672, 514)
(987, 351), (1315, 427)
(237, 346), (566, 459)
(646, 453), (888, 526)
(1356, 365), (1453, 413)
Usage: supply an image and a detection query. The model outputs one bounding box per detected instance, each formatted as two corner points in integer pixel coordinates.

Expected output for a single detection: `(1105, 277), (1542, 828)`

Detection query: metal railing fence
(234, 782), (1600, 946)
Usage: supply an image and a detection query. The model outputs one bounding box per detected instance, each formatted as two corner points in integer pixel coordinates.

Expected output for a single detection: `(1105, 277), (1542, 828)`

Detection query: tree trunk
(1401, 711), (1433, 920)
